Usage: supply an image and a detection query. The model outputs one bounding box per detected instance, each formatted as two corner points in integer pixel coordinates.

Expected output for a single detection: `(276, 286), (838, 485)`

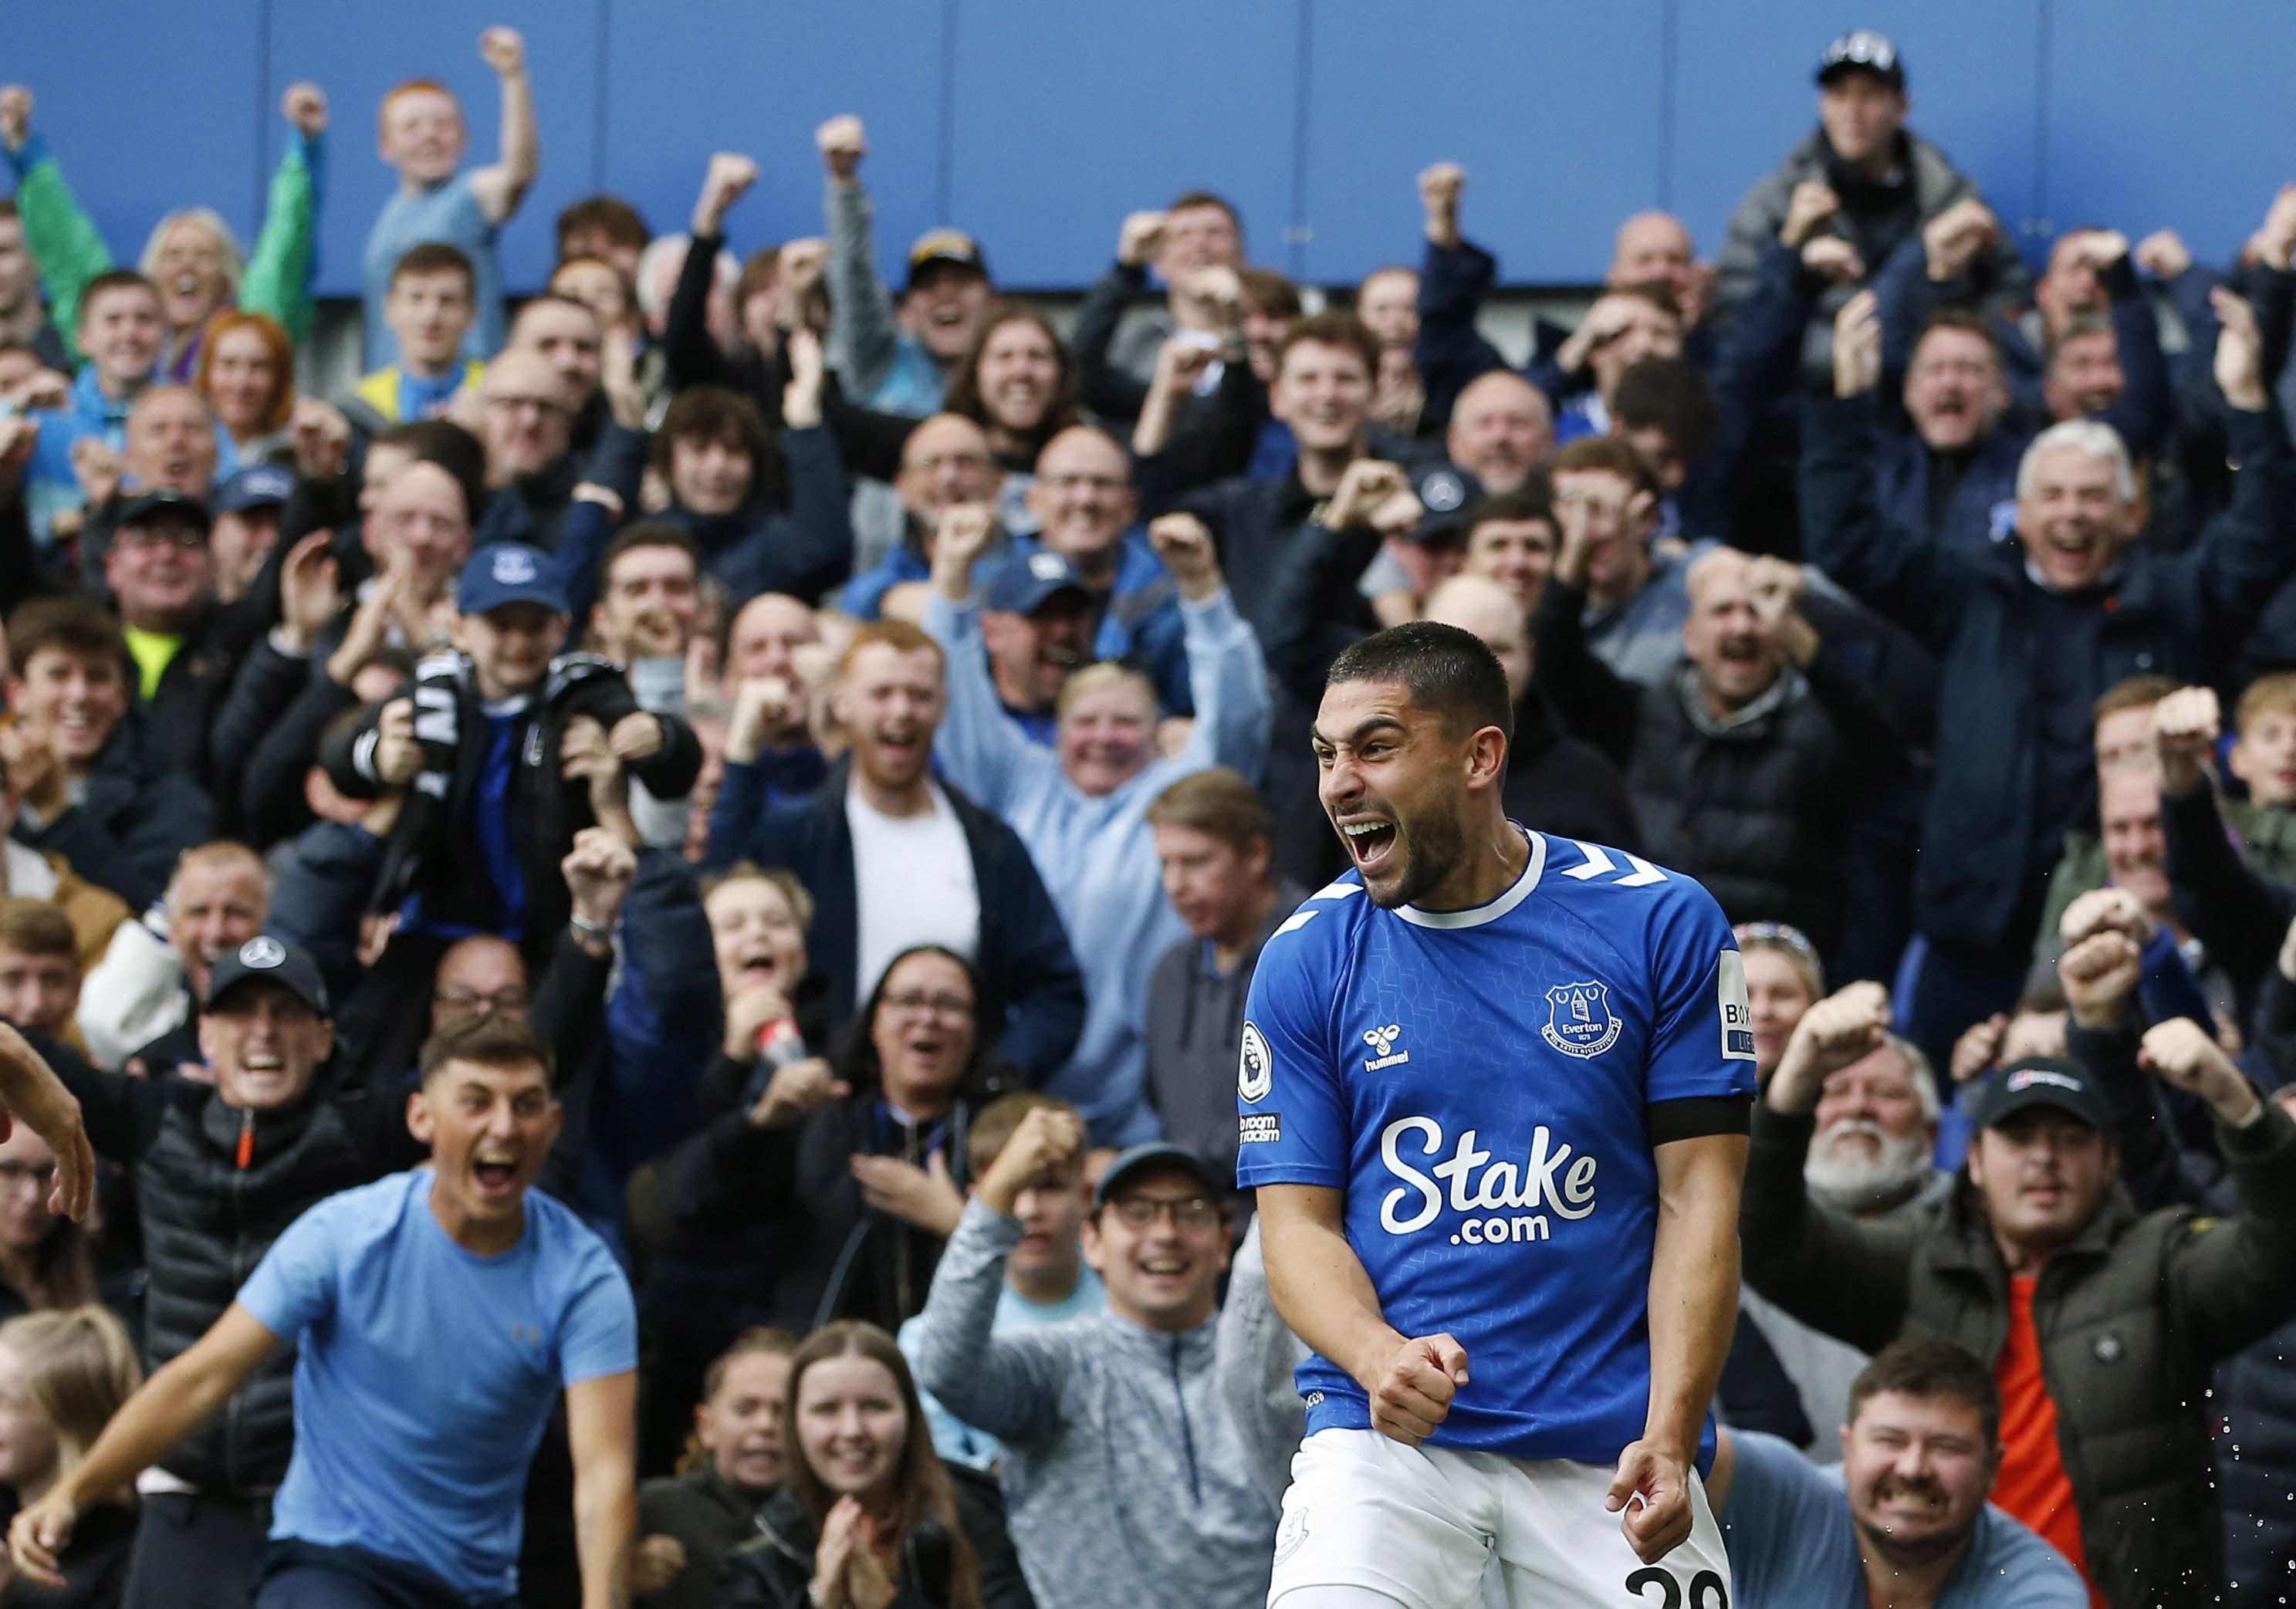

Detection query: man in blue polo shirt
(7, 1015), (638, 1609)
(1716, 1337), (2085, 1607)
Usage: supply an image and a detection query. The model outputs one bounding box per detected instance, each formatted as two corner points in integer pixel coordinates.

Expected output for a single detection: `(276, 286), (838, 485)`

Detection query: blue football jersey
(1236, 830), (1756, 1465)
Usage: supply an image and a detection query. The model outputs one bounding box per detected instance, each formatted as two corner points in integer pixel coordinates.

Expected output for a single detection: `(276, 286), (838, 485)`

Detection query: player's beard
(1362, 804), (1468, 910)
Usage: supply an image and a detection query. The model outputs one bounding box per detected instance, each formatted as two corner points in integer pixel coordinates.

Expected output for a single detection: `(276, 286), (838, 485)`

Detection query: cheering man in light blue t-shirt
(6, 1016), (638, 1609)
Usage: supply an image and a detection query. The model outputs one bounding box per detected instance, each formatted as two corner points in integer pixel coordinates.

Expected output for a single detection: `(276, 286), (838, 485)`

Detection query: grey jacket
(1715, 127), (2028, 389)
(910, 1200), (1278, 1609)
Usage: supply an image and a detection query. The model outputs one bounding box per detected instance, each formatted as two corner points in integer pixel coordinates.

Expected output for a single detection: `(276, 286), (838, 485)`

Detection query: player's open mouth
(1340, 819), (1397, 873)
(472, 1159), (519, 1194)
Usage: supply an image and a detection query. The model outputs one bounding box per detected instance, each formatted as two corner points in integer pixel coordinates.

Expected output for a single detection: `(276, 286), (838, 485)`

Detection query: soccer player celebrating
(1244, 621), (1752, 1607)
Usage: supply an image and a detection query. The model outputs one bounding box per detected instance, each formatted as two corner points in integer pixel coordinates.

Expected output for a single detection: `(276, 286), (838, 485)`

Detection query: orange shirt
(1992, 1273), (2107, 1609)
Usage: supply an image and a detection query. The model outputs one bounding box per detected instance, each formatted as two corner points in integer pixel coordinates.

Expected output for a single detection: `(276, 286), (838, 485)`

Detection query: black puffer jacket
(42, 1035), (417, 1493)
(720, 1466), (1034, 1609)
(1532, 577), (1903, 949)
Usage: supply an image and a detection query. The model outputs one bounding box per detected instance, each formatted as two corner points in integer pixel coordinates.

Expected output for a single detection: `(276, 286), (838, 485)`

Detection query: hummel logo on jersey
(1362, 1023), (1409, 1070)
(1542, 982), (1620, 1058)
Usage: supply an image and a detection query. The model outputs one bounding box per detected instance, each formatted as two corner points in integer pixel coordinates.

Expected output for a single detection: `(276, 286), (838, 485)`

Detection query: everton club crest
(1542, 980), (1620, 1059)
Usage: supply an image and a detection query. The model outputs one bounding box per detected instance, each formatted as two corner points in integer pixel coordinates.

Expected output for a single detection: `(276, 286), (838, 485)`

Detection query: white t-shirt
(847, 782), (982, 1000)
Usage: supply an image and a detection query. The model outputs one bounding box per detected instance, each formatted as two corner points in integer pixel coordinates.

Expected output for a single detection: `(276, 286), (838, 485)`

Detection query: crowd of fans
(0, 19), (2284, 1609)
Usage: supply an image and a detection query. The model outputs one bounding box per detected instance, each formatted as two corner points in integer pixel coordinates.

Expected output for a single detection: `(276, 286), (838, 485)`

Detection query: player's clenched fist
(1359, 1331), (1469, 1445)
(1608, 1439), (1695, 1564)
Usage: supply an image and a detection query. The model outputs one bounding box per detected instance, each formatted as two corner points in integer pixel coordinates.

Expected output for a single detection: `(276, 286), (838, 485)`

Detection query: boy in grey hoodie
(911, 1117), (1277, 1609)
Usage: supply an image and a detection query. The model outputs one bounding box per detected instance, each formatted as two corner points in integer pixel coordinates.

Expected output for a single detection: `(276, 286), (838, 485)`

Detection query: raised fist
(478, 26), (526, 76)
(2213, 287), (2267, 411)
(2132, 229), (2193, 282)
(815, 115), (866, 180)
(2149, 684), (2220, 795)
(1831, 289), (1882, 398)
(695, 153), (758, 235)
(1770, 980), (1889, 1112)
(1148, 512), (1222, 598)
(1922, 198), (1998, 283)
(1801, 236), (1865, 285)
(0, 87), (31, 154)
(282, 83), (327, 137)
(1419, 162), (1465, 247)
(1118, 211), (1168, 269)
(1780, 181), (1841, 249)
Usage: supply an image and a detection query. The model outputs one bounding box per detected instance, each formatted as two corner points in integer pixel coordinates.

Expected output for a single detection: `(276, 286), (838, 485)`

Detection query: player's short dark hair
(555, 194), (650, 258)
(1848, 1337), (2000, 1449)
(389, 242), (477, 296)
(418, 1013), (554, 1088)
(1327, 621), (1514, 745)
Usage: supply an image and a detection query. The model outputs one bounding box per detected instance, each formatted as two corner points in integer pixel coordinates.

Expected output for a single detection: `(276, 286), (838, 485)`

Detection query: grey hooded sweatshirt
(910, 1198), (1278, 1609)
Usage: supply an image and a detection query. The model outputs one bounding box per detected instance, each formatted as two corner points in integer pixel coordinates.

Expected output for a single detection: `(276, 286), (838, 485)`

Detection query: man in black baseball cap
(1815, 28), (1905, 91)
(1713, 22), (2027, 391)
(198, 935), (335, 1114)
(978, 549), (1095, 739)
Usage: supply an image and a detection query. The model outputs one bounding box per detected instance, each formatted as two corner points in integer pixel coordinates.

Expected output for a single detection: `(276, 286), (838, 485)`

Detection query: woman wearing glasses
(658, 945), (1016, 1345)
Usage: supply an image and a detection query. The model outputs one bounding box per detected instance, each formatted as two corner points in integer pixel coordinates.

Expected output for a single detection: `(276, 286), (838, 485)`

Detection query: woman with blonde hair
(0, 1306), (140, 1605)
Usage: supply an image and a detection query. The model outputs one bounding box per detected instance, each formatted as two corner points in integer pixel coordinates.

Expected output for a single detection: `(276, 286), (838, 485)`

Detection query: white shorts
(1267, 1428), (1732, 1609)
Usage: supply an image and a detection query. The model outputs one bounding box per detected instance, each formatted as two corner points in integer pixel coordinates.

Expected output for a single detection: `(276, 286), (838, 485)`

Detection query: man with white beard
(1738, 981), (1948, 1460)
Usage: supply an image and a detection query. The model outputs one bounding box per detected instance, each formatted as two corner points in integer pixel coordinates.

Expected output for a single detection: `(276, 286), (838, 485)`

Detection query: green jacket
(8, 127), (322, 363)
(1742, 1095), (2296, 1608)
(635, 1461), (769, 1609)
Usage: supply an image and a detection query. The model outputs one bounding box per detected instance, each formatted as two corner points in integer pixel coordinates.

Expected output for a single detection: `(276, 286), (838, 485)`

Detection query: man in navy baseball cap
(977, 549), (1094, 739)
(211, 464), (297, 602)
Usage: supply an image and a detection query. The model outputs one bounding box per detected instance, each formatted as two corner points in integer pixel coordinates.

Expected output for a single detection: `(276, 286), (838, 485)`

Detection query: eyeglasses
(882, 990), (974, 1019)
(1108, 1194), (1221, 1232)
(908, 452), (992, 475)
(1041, 473), (1127, 495)
(118, 525), (208, 550)
(0, 1161), (55, 1194)
(435, 988), (529, 1016)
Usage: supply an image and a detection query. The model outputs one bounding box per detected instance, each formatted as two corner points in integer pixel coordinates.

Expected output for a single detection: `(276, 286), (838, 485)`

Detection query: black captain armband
(1646, 1094), (1753, 1146)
